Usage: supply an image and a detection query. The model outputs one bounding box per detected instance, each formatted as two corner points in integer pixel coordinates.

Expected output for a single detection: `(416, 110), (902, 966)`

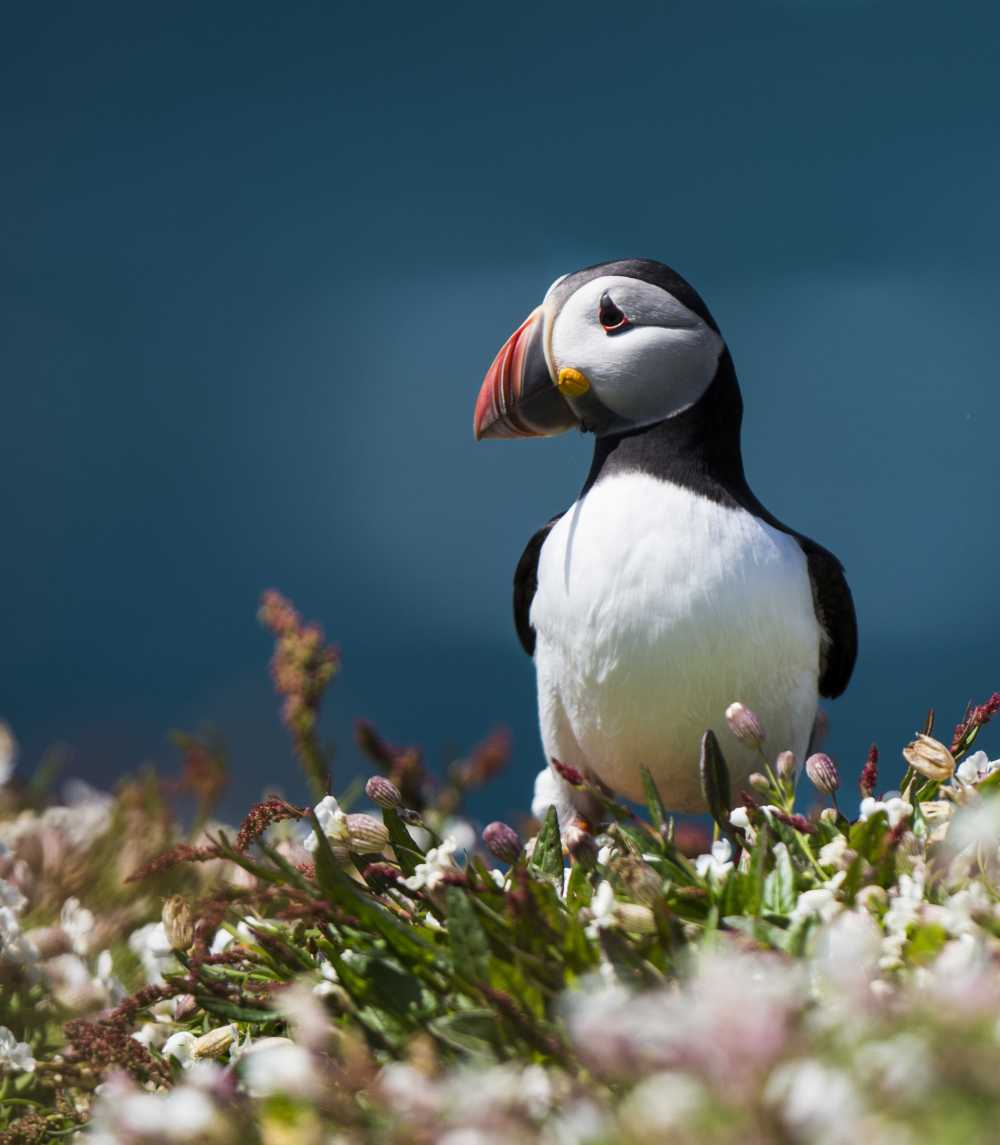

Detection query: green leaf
(350, 952), (425, 1017)
(447, 887), (491, 985)
(429, 1010), (502, 1060)
(763, 842), (796, 916)
(747, 822), (769, 917)
(308, 810), (437, 965)
(640, 764), (670, 837)
(382, 807), (424, 877)
(600, 929), (663, 990)
(528, 806), (565, 882)
(722, 916), (790, 952)
(716, 868), (741, 917)
(195, 995), (275, 1023)
(564, 861), (592, 914)
(699, 730), (732, 829)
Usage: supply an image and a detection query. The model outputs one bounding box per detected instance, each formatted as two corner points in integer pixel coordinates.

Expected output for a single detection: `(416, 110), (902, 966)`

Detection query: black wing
(513, 514), (565, 656)
(793, 536), (858, 699)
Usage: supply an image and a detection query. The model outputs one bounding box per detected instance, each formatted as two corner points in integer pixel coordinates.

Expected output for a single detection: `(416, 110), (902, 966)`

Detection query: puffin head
(474, 259), (727, 441)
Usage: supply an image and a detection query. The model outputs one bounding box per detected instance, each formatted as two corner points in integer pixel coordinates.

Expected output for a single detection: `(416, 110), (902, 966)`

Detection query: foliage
(1, 594), (1000, 1143)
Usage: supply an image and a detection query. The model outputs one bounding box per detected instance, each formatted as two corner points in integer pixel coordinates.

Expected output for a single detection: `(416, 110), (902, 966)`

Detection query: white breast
(530, 472), (822, 813)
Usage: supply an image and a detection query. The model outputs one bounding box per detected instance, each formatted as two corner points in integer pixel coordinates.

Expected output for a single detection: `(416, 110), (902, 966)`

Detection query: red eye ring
(599, 291), (630, 334)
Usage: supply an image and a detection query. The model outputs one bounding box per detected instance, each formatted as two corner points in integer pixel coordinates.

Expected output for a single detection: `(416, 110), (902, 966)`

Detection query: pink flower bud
(345, 813), (390, 853)
(365, 775), (401, 809)
(725, 703), (766, 750)
(749, 772), (772, 794)
(776, 751), (797, 783)
(482, 821), (522, 865)
(565, 826), (598, 869)
(806, 752), (840, 795)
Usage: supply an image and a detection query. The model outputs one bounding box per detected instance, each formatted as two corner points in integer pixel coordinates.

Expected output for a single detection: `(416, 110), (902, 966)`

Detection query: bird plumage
(476, 258), (857, 820)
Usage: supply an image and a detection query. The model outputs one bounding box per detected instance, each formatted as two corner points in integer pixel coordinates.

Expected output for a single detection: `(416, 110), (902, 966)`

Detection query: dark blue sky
(1, 1), (998, 821)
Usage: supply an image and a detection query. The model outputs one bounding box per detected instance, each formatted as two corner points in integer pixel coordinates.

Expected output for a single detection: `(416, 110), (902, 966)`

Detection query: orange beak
(474, 307), (579, 440)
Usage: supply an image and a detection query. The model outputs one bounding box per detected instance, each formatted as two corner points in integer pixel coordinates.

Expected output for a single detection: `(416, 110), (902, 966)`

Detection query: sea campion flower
(401, 837), (460, 894)
(902, 734), (955, 782)
(806, 753), (840, 795)
(161, 895), (193, 952)
(345, 813), (390, 853)
(0, 1026), (34, 1073)
(365, 775), (401, 809)
(483, 822), (523, 865)
(956, 750), (1000, 786)
(776, 751), (797, 783)
(695, 838), (734, 882)
(302, 795), (350, 852)
(859, 796), (912, 828)
(565, 826), (598, 869)
(725, 703), (765, 750)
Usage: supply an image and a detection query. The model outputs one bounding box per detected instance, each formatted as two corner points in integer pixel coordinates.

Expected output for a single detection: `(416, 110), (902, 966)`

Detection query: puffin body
(474, 259), (857, 819)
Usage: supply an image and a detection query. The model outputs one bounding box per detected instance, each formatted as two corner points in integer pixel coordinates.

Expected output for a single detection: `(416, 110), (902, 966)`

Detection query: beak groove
(474, 308), (580, 440)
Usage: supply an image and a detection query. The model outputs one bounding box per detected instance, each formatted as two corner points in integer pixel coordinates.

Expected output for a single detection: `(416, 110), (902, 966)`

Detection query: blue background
(1, 1), (998, 823)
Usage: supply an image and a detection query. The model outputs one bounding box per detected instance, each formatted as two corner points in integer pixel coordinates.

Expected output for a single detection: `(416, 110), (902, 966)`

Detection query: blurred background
(1, 0), (998, 825)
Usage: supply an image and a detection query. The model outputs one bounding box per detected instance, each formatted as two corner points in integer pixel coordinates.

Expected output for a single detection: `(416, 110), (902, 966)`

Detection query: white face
(547, 275), (725, 428)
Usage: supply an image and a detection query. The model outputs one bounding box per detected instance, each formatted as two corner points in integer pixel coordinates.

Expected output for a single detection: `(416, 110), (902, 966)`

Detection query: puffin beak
(474, 307), (580, 440)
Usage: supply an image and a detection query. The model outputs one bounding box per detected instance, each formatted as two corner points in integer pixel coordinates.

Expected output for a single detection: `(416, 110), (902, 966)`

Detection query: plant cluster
(1, 595), (1000, 1143)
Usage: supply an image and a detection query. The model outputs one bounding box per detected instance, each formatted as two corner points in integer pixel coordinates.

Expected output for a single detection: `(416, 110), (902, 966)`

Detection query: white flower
(60, 897), (95, 955)
(955, 750), (1000, 786)
(586, 881), (618, 937)
(818, 835), (849, 869)
(0, 1025), (34, 1073)
(401, 836), (460, 893)
(596, 844), (619, 866)
(767, 1059), (862, 1145)
(859, 796), (912, 828)
(237, 1037), (321, 1098)
(620, 1071), (705, 1137)
(117, 1085), (218, 1139)
(302, 795), (350, 852)
(729, 807), (750, 830)
(695, 838), (733, 882)
(162, 1031), (198, 1068)
(0, 879), (26, 914)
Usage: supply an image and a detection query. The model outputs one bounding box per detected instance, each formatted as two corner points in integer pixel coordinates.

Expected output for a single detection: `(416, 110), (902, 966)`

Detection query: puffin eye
(599, 291), (630, 334)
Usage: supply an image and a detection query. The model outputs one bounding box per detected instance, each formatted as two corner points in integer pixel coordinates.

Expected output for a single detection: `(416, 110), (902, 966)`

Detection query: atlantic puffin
(473, 259), (857, 820)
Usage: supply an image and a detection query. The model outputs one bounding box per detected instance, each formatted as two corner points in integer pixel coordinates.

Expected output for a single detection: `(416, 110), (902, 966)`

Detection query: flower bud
(345, 813), (390, 854)
(162, 895), (193, 952)
(819, 807), (838, 825)
(614, 903), (657, 934)
(749, 772), (772, 794)
(482, 821), (522, 865)
(725, 702), (766, 750)
(174, 994), (199, 1022)
(776, 751), (797, 783)
(806, 753), (840, 795)
(365, 775), (401, 809)
(192, 1025), (236, 1060)
(612, 858), (662, 906)
(902, 734), (955, 782)
(564, 826), (598, 869)
(23, 927), (71, 960)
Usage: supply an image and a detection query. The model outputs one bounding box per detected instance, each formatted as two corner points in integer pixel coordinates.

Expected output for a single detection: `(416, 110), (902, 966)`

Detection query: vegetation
(1, 592), (999, 1143)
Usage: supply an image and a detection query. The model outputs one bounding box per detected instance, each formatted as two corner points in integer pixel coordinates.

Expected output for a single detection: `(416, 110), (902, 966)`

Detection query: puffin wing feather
(513, 514), (565, 656)
(792, 535), (858, 699)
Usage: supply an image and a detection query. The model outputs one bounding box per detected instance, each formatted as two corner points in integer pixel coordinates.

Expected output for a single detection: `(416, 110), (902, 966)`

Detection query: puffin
(473, 258), (857, 822)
